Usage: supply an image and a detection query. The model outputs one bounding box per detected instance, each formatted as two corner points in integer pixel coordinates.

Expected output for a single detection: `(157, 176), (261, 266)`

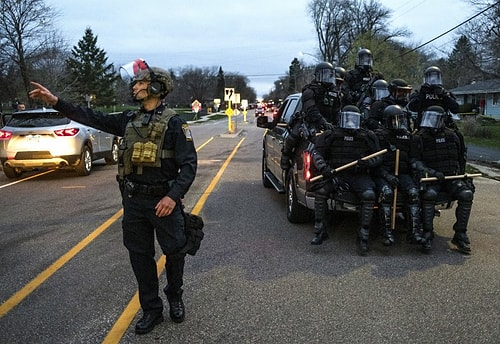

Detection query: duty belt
(118, 177), (170, 197)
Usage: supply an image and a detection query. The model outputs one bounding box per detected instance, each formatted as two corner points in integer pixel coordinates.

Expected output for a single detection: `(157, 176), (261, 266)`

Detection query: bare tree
(459, 0), (500, 79)
(307, 0), (408, 66)
(0, 0), (62, 106)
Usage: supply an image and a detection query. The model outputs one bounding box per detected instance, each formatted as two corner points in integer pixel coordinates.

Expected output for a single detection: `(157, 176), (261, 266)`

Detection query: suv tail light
(54, 128), (80, 136)
(303, 150), (312, 181)
(0, 130), (12, 140)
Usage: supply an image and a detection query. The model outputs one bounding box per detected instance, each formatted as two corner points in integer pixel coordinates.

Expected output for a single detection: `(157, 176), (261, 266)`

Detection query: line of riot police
(280, 48), (475, 256)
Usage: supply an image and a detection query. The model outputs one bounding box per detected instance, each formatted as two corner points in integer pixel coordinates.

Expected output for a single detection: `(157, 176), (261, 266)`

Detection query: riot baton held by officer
(29, 58), (198, 335)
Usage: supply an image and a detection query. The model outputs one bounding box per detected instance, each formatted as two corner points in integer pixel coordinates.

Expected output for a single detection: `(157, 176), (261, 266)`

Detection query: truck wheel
(2, 164), (22, 178)
(286, 170), (313, 223)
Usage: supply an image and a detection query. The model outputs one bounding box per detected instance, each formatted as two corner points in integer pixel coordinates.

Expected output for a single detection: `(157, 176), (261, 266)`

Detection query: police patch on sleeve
(182, 123), (193, 141)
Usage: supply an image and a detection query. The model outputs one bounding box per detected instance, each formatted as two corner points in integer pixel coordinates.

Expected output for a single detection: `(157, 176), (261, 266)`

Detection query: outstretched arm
(28, 82), (59, 106)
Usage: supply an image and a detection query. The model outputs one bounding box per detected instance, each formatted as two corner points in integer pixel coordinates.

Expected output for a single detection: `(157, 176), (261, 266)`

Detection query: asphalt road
(0, 113), (498, 344)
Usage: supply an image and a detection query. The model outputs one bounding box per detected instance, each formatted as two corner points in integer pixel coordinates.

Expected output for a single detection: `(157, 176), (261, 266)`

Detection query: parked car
(0, 108), (119, 178)
(255, 105), (265, 117)
(256, 93), (455, 224)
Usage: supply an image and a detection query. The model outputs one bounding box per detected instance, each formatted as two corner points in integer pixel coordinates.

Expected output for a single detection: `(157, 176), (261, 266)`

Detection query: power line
(400, 1), (499, 57)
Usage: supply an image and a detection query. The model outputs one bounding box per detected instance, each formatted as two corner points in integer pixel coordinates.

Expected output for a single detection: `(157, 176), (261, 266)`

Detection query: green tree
(65, 27), (117, 106)
(445, 35), (481, 88)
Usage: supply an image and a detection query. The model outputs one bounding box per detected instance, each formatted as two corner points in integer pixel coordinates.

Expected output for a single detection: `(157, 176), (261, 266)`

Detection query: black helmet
(420, 105), (446, 129)
(383, 105), (409, 131)
(335, 66), (346, 84)
(388, 79), (412, 104)
(356, 48), (373, 72)
(424, 66), (443, 86)
(314, 62), (336, 87)
(120, 59), (173, 99)
(339, 105), (361, 130)
(371, 79), (389, 100)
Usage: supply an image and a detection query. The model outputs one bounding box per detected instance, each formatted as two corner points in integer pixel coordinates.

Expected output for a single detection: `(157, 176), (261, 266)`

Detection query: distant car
(255, 105), (265, 117)
(0, 108), (119, 178)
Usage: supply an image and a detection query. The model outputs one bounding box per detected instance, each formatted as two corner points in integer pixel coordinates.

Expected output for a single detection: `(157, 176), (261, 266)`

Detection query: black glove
(358, 157), (377, 168)
(431, 170), (445, 183)
(280, 155), (291, 170)
(323, 121), (335, 131)
(385, 174), (400, 188)
(321, 167), (336, 179)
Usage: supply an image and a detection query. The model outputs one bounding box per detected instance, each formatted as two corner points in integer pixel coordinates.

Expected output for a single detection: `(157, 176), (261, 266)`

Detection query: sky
(46, 0), (475, 98)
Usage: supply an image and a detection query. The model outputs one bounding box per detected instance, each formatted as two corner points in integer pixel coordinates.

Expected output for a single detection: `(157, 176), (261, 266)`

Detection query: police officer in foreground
(373, 105), (423, 246)
(29, 58), (197, 334)
(410, 106), (474, 254)
(281, 61), (341, 170)
(309, 106), (382, 255)
(407, 66), (459, 129)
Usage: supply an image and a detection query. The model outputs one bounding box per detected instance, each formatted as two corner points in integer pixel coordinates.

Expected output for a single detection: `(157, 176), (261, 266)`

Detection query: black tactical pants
(122, 193), (187, 314)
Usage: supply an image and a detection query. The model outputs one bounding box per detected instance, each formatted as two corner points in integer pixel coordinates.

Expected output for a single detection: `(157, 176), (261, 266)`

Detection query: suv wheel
(286, 170), (313, 223)
(2, 164), (22, 179)
(105, 141), (119, 165)
(75, 146), (92, 176)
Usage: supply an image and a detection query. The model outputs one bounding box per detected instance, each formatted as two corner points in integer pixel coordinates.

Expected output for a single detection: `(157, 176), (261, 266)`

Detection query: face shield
(119, 58), (150, 83)
(386, 113), (409, 131)
(339, 111), (361, 130)
(394, 88), (411, 103)
(373, 87), (389, 100)
(316, 68), (336, 86)
(420, 110), (445, 129)
(424, 71), (442, 86)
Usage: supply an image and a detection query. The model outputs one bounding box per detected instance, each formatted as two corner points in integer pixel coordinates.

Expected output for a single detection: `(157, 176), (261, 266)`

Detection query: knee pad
(421, 188), (438, 201)
(361, 189), (376, 202)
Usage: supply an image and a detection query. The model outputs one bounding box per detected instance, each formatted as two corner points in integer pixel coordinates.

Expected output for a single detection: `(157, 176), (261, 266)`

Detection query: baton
(420, 173), (482, 182)
(310, 149), (387, 182)
(391, 149), (400, 231)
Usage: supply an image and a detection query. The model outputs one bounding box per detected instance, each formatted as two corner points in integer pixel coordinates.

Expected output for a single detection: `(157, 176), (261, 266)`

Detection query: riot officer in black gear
(343, 48), (384, 107)
(29, 58), (198, 334)
(359, 79), (389, 124)
(373, 105), (423, 246)
(410, 106), (474, 254)
(407, 66), (459, 129)
(281, 61), (341, 170)
(366, 79), (412, 130)
(309, 106), (382, 255)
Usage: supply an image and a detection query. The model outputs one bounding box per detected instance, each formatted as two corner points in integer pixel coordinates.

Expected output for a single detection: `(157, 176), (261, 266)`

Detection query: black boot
(165, 254), (186, 323)
(164, 286), (185, 323)
(379, 204), (395, 246)
(357, 227), (370, 256)
(452, 232), (471, 254)
(406, 205), (423, 244)
(451, 199), (473, 254)
(311, 194), (329, 245)
(135, 312), (164, 334)
(421, 230), (434, 254)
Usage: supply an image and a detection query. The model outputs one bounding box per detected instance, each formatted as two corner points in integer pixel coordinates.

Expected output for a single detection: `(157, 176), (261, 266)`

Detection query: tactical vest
(377, 129), (412, 174)
(326, 129), (369, 169)
(303, 83), (341, 124)
(118, 108), (176, 178)
(420, 129), (460, 175)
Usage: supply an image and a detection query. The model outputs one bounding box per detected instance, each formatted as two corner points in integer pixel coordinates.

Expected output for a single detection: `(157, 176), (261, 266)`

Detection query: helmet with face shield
(424, 66), (443, 86)
(383, 105), (409, 131)
(356, 48), (373, 72)
(314, 62), (336, 87)
(119, 58), (173, 99)
(388, 79), (412, 104)
(339, 105), (362, 130)
(371, 79), (389, 101)
(420, 106), (446, 129)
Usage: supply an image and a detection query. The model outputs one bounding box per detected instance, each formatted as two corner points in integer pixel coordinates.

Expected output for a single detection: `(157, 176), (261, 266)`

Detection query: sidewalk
(468, 162), (500, 180)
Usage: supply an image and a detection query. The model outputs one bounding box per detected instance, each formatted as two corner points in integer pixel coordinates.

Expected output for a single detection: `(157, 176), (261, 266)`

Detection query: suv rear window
(7, 112), (70, 127)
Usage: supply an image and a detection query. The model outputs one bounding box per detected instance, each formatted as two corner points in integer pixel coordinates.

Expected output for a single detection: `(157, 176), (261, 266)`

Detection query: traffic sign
(224, 88), (235, 102)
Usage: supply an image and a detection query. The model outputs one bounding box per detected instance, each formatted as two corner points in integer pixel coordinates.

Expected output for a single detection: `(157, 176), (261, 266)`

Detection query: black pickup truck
(256, 93), (456, 225)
